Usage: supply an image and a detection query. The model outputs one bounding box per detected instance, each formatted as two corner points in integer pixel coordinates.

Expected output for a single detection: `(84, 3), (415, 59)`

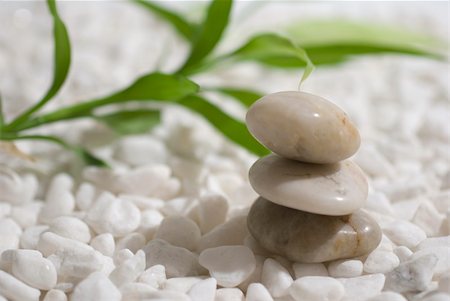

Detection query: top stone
(246, 91), (360, 164)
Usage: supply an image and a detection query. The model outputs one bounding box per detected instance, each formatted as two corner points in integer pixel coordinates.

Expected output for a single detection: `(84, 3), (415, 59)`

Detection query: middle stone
(249, 154), (368, 216)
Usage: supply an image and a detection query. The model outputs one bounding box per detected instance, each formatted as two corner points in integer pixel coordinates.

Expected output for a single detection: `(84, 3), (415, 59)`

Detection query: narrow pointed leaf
(180, 0), (233, 72)
(8, 0), (71, 129)
(95, 109), (160, 135)
(214, 87), (263, 107)
(133, 0), (195, 40)
(177, 95), (269, 156)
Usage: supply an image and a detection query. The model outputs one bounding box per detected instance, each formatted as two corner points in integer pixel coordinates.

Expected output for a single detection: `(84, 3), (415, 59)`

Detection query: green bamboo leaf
(177, 95), (269, 156)
(15, 73), (199, 131)
(133, 0), (195, 40)
(230, 33), (315, 83)
(285, 20), (445, 66)
(180, 0), (233, 72)
(214, 87), (263, 107)
(95, 109), (160, 135)
(7, 0), (71, 129)
(0, 134), (108, 167)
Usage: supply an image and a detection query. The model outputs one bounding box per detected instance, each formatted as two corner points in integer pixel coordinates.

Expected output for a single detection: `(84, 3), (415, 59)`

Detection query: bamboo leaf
(177, 95), (269, 156)
(214, 87), (263, 107)
(8, 0), (71, 129)
(95, 109), (160, 135)
(133, 0), (195, 40)
(180, 0), (233, 72)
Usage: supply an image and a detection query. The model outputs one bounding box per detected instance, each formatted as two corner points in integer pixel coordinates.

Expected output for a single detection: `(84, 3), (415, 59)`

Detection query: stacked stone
(246, 91), (382, 263)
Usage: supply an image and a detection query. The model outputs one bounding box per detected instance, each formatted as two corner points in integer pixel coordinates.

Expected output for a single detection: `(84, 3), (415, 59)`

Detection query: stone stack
(246, 91), (382, 263)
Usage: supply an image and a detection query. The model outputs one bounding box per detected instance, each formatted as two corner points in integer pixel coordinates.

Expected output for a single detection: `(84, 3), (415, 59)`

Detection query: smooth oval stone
(247, 197), (381, 263)
(246, 91), (360, 163)
(249, 154), (368, 215)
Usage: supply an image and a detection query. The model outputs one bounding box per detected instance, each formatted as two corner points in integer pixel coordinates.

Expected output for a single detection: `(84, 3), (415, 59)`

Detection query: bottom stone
(247, 197), (381, 263)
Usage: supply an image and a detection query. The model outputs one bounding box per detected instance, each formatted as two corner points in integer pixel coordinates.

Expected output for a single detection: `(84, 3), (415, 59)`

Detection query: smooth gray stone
(247, 198), (382, 263)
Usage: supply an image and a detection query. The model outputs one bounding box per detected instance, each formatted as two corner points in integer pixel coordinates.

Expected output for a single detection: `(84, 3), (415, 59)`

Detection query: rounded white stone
(246, 283), (274, 301)
(90, 233), (115, 257)
(20, 225), (48, 250)
(109, 250), (146, 287)
(289, 276), (345, 301)
(261, 258), (293, 298)
(328, 259), (363, 278)
(42, 289), (67, 301)
(367, 292), (407, 301)
(11, 249), (57, 290)
(198, 215), (248, 251)
(187, 278), (217, 301)
(337, 274), (385, 301)
(293, 263), (328, 279)
(155, 216), (201, 251)
(138, 264), (166, 289)
(393, 246), (413, 262)
(71, 272), (121, 301)
(0, 270), (41, 301)
(363, 250), (400, 274)
(249, 155), (368, 215)
(215, 288), (245, 301)
(48, 216), (91, 243)
(199, 246), (256, 288)
(86, 192), (141, 237)
(115, 232), (146, 253)
(246, 91), (360, 164)
(382, 220), (427, 249)
(196, 193), (229, 234)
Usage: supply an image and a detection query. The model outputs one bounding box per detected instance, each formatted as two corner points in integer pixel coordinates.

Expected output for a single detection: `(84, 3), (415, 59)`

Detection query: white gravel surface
(0, 1), (449, 301)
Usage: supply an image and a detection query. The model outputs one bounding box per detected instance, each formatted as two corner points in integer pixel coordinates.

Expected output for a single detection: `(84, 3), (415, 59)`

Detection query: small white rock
(143, 239), (201, 277)
(0, 270), (41, 301)
(215, 288), (244, 301)
(75, 182), (97, 211)
(71, 272), (121, 301)
(393, 246), (413, 262)
(164, 276), (204, 293)
(115, 232), (146, 253)
(261, 258), (293, 298)
(39, 174), (75, 224)
(382, 220), (427, 248)
(0, 168), (37, 205)
(289, 276), (345, 301)
(410, 247), (450, 277)
(0, 218), (22, 253)
(197, 215), (249, 251)
(10, 249), (57, 290)
(328, 259), (363, 278)
(367, 292), (407, 301)
(138, 264), (166, 289)
(199, 246), (256, 288)
(90, 233), (115, 257)
(48, 216), (91, 243)
(119, 282), (157, 301)
(155, 216), (201, 251)
(42, 289), (67, 301)
(292, 263), (328, 279)
(109, 250), (146, 287)
(412, 201), (446, 236)
(113, 249), (134, 266)
(10, 202), (42, 228)
(338, 274), (385, 301)
(416, 236), (450, 250)
(137, 209), (164, 240)
(246, 283), (274, 301)
(19, 225), (48, 250)
(187, 277), (217, 301)
(238, 255), (265, 292)
(85, 192), (141, 237)
(363, 250), (400, 274)
(196, 193), (229, 234)
(113, 136), (167, 166)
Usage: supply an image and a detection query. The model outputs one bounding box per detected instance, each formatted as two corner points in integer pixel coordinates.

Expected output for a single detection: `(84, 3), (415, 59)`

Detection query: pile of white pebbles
(0, 2), (449, 301)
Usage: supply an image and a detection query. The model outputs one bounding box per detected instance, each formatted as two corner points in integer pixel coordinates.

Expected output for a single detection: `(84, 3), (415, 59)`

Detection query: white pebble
(109, 250), (145, 287)
(75, 182), (97, 211)
(10, 249), (57, 290)
(10, 202), (42, 228)
(410, 247), (450, 277)
(198, 215), (249, 251)
(289, 276), (345, 301)
(164, 276), (204, 293)
(48, 216), (91, 243)
(39, 174), (75, 223)
(384, 254), (437, 293)
(161, 197), (196, 216)
(42, 289), (67, 301)
(338, 274), (385, 301)
(137, 209), (164, 240)
(199, 245), (256, 288)
(246, 283), (274, 301)
(393, 246), (413, 262)
(143, 239), (201, 277)
(383, 220), (426, 248)
(261, 258), (293, 298)
(328, 259), (363, 278)
(71, 272), (121, 301)
(416, 236), (450, 250)
(412, 201), (446, 236)
(155, 216), (201, 251)
(114, 136), (167, 166)
(292, 263), (328, 279)
(90, 233), (115, 257)
(238, 255), (265, 292)
(0, 270), (40, 301)
(86, 192), (141, 237)
(0, 168), (37, 205)
(215, 288), (244, 301)
(187, 278), (217, 301)
(364, 250), (400, 274)
(0, 218), (22, 253)
(114, 249), (134, 266)
(20, 225), (48, 250)
(196, 193), (229, 234)
(37, 231), (92, 257)
(138, 264), (166, 289)
(120, 282), (158, 300)
(367, 292), (407, 301)
(116, 232), (146, 253)
(120, 194), (165, 210)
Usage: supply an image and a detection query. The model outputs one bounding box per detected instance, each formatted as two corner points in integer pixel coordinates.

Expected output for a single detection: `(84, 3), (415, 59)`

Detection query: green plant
(0, 0), (444, 166)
